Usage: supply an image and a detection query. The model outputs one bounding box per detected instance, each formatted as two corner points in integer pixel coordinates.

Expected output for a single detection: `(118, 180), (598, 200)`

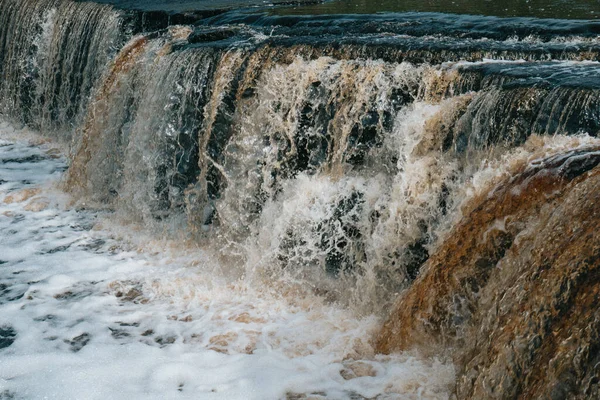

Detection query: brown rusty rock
(377, 147), (600, 399)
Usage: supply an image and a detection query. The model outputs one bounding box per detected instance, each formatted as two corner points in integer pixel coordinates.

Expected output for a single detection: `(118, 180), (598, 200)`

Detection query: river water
(1, 0), (599, 398)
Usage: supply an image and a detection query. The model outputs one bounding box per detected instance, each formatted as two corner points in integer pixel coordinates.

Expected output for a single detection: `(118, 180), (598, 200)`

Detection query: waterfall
(1, 0), (599, 398)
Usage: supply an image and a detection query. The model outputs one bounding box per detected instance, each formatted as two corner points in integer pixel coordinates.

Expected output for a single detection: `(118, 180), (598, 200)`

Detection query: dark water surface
(76, 0), (319, 12)
(82, 0), (600, 19)
(276, 0), (600, 19)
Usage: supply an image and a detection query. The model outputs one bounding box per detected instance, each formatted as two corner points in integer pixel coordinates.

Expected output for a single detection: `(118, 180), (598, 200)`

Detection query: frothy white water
(0, 121), (454, 399)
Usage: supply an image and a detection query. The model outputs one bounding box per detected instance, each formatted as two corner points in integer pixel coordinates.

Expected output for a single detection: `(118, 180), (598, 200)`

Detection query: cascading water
(0, 0), (123, 136)
(1, 0), (600, 398)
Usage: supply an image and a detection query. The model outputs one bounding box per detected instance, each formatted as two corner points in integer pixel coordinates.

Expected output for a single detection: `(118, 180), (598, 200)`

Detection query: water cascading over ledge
(0, 0), (201, 136)
(1, 0), (600, 397)
(377, 144), (600, 399)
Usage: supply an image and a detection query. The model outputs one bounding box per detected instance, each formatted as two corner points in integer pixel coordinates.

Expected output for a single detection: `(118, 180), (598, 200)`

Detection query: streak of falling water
(0, 0), (123, 137)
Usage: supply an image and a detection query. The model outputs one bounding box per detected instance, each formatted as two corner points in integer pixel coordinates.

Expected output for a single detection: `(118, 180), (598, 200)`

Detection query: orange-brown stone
(377, 147), (600, 399)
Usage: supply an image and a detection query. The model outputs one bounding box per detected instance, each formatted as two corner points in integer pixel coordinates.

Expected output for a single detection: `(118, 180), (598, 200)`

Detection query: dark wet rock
(347, 393), (373, 400)
(109, 327), (131, 339)
(118, 321), (140, 327)
(0, 282), (27, 304)
(0, 154), (47, 164)
(346, 111), (385, 166)
(188, 27), (239, 44)
(69, 221), (96, 232)
(45, 244), (73, 254)
(285, 392), (327, 400)
(0, 326), (17, 349)
(78, 238), (106, 252)
(154, 335), (176, 346)
(322, 191), (365, 276)
(66, 333), (90, 352)
(122, 10), (212, 36)
(33, 314), (57, 322)
(404, 238), (429, 281)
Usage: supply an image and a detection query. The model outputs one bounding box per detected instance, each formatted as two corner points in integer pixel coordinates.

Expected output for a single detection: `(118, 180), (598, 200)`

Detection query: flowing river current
(1, 0), (600, 399)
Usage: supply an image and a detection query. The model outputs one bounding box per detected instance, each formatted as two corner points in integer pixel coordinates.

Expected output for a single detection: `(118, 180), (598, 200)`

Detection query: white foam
(0, 122), (454, 399)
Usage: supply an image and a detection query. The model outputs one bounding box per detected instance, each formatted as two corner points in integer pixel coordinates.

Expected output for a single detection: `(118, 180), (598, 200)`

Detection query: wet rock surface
(66, 333), (91, 352)
(0, 326), (17, 349)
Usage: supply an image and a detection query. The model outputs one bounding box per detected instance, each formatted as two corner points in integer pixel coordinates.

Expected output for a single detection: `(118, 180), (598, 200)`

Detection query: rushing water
(0, 121), (454, 399)
(1, 0), (599, 398)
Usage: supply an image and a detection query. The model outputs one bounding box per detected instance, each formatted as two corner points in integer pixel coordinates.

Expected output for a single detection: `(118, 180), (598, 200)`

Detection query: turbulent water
(0, 122), (455, 399)
(1, 0), (600, 398)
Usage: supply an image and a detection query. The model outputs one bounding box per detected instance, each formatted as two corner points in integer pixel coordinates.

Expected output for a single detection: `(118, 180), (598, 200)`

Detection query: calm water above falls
(277, 0), (600, 19)
(80, 0), (600, 19)
(1, 0), (600, 398)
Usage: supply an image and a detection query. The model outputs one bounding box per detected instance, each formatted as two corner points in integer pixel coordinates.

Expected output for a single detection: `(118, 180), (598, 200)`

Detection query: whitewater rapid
(0, 120), (454, 399)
